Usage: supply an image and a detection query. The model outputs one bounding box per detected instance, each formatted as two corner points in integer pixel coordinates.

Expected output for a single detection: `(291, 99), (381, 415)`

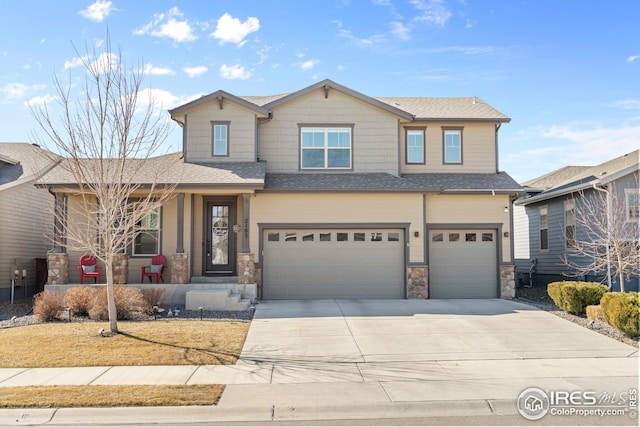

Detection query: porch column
(52, 193), (66, 253)
(242, 193), (250, 253)
(175, 193), (185, 253)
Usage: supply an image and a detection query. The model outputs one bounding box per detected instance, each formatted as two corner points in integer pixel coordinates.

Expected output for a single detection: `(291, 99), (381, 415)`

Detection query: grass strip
(0, 384), (224, 408)
(0, 321), (249, 368)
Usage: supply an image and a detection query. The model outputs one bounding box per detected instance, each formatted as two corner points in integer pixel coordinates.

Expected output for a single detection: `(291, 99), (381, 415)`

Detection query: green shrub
(547, 281), (609, 315)
(601, 292), (640, 338)
(88, 286), (146, 320)
(64, 286), (97, 317)
(33, 291), (64, 321)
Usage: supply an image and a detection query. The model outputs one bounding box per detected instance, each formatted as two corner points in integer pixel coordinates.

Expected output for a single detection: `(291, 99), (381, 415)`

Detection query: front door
(205, 200), (236, 274)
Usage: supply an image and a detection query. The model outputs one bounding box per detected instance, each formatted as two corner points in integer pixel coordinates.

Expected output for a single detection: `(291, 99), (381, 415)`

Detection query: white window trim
(564, 199), (576, 249)
(625, 188), (640, 222)
(539, 205), (549, 251)
(406, 128), (425, 164)
(442, 127), (463, 164)
(132, 205), (161, 256)
(300, 126), (352, 170)
(211, 122), (230, 157)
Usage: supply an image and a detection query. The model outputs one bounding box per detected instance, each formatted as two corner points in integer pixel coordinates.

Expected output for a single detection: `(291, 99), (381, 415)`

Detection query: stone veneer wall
(500, 264), (516, 299)
(408, 265), (428, 299)
(170, 253), (189, 284)
(112, 254), (128, 284)
(47, 253), (68, 285)
(237, 253), (255, 285)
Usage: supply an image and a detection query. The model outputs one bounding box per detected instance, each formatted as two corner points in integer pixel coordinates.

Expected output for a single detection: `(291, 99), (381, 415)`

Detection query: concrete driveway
(219, 299), (638, 417)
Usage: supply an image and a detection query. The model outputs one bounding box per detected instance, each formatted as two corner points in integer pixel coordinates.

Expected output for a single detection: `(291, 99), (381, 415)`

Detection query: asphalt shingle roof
(375, 97), (510, 121)
(41, 153), (266, 188)
(265, 172), (522, 192)
(0, 143), (60, 187)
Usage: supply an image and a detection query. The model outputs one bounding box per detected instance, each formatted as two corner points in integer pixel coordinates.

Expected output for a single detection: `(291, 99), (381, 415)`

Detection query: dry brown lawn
(0, 385), (224, 408)
(0, 320), (250, 368)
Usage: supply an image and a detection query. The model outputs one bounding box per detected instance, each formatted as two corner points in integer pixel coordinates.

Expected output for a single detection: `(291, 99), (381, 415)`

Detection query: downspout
(592, 183), (612, 289)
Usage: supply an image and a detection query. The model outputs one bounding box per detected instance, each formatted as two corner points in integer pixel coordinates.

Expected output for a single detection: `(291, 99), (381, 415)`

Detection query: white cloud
(220, 64), (252, 80)
(337, 64), (346, 71)
(410, 0), (452, 26)
(24, 94), (58, 108)
(211, 13), (260, 45)
(88, 52), (118, 75)
(63, 56), (87, 70)
(183, 65), (208, 78)
(134, 7), (197, 43)
(79, 0), (114, 22)
(1, 83), (46, 100)
(299, 59), (319, 71)
(144, 63), (176, 76)
(335, 21), (386, 46)
(390, 21), (411, 40)
(627, 55), (639, 63)
(137, 88), (195, 111)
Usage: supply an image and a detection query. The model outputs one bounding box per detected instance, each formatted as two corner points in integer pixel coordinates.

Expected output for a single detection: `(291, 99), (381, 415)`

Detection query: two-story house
(514, 150), (639, 292)
(42, 79), (522, 303)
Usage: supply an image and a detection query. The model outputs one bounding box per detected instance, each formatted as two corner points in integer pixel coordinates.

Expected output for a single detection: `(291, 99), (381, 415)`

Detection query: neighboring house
(41, 79), (522, 301)
(0, 143), (59, 301)
(514, 150), (640, 292)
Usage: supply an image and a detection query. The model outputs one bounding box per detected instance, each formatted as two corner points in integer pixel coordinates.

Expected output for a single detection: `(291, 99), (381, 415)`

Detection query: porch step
(190, 276), (239, 284)
(185, 289), (250, 311)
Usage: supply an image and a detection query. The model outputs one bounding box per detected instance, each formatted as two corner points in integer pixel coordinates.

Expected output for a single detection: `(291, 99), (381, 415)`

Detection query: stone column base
(112, 254), (128, 284)
(408, 265), (428, 299)
(500, 264), (516, 299)
(171, 253), (189, 284)
(237, 253), (255, 284)
(47, 253), (68, 285)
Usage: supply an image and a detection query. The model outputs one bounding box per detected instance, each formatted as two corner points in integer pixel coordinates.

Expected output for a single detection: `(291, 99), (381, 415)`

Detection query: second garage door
(429, 229), (498, 298)
(263, 229), (405, 299)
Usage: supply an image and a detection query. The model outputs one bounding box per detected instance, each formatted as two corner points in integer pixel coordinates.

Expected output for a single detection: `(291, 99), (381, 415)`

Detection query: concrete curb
(0, 400), (520, 425)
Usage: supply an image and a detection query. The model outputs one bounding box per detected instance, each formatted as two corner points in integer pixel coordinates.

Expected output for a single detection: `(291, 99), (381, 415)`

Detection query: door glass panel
(211, 205), (229, 265)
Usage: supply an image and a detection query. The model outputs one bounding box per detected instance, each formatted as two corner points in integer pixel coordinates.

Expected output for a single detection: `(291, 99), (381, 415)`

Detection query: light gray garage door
(263, 229), (405, 299)
(429, 229), (498, 298)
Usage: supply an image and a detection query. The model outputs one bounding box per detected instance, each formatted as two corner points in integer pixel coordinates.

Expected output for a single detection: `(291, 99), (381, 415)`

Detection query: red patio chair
(79, 255), (102, 284)
(141, 254), (166, 283)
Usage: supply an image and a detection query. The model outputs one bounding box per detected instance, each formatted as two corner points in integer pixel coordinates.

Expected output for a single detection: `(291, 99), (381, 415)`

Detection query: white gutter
(592, 183), (612, 289)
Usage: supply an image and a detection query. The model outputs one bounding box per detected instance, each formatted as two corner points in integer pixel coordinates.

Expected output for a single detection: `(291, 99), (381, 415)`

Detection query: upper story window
(300, 126), (352, 169)
(564, 199), (575, 249)
(211, 122), (229, 157)
(539, 206), (549, 251)
(442, 127), (463, 164)
(626, 189), (640, 222)
(406, 128), (425, 164)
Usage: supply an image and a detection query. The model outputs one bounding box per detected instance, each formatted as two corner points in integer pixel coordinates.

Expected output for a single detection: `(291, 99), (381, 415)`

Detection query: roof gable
(262, 79), (414, 120)
(169, 90), (270, 118)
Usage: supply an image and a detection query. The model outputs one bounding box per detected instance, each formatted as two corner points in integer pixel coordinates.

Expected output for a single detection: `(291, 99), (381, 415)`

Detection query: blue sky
(0, 0), (638, 182)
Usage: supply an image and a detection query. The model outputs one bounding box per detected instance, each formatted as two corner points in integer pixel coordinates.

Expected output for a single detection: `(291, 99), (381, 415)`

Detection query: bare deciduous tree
(564, 178), (640, 292)
(30, 37), (178, 333)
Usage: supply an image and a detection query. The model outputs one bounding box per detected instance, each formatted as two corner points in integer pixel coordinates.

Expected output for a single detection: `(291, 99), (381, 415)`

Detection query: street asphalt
(0, 299), (637, 425)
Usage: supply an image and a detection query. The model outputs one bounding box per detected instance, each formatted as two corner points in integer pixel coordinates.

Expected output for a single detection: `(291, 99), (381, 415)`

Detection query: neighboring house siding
(401, 122), (497, 174)
(184, 102), (257, 163)
(425, 193), (512, 263)
(259, 91), (400, 174)
(0, 183), (53, 300)
(251, 192), (424, 263)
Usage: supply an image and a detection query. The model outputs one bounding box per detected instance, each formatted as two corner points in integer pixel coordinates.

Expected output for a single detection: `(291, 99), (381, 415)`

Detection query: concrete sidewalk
(0, 299), (638, 425)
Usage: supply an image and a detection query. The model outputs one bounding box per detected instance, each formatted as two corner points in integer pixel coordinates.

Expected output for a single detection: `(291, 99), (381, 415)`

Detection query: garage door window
(302, 233), (314, 241)
(268, 232), (280, 242)
(370, 232), (383, 241)
(337, 232), (348, 241)
(354, 232), (365, 241)
(465, 233), (477, 242)
(388, 232), (400, 242)
(285, 233), (297, 242)
(320, 233), (331, 241)
(432, 233), (444, 242)
(449, 233), (460, 242)
(482, 232), (493, 242)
